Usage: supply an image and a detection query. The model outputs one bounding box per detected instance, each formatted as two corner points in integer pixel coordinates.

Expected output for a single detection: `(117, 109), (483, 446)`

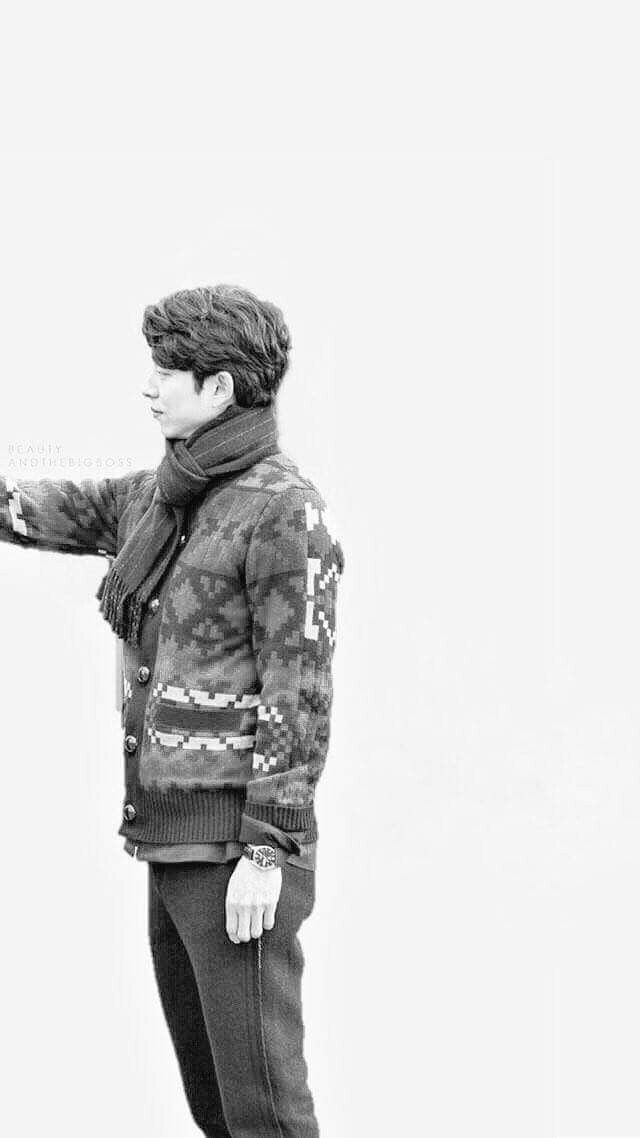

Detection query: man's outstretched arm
(0, 470), (151, 558)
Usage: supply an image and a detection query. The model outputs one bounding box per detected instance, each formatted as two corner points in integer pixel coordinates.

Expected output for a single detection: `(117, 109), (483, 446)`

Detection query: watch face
(253, 845), (277, 869)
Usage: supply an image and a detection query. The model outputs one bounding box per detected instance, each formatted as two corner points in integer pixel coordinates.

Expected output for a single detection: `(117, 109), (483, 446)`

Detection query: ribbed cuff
(242, 799), (318, 840)
(239, 815), (304, 855)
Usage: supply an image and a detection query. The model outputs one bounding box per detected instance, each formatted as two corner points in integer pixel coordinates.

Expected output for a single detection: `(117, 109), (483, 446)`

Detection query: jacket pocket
(147, 685), (261, 780)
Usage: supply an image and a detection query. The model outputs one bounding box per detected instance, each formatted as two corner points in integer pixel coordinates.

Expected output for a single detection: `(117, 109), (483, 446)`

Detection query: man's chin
(161, 423), (188, 441)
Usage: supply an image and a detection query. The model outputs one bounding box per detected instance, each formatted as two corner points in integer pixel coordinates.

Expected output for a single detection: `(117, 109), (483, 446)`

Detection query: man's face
(142, 364), (233, 440)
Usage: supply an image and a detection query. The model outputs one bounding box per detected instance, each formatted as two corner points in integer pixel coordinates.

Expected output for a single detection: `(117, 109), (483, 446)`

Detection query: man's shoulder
(113, 466), (156, 493)
(112, 467), (157, 511)
(241, 454), (343, 575)
(234, 452), (328, 511)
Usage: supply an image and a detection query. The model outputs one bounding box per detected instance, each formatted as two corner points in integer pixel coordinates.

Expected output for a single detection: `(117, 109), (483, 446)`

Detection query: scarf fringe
(96, 566), (145, 647)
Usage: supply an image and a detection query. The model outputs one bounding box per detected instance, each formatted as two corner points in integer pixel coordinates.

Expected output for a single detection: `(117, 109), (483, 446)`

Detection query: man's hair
(141, 284), (292, 407)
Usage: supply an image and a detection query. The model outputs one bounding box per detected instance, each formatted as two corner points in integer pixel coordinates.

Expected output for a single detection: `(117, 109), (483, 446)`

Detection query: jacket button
(137, 665), (150, 684)
(123, 803), (137, 822)
(149, 597), (160, 612)
(124, 734), (138, 753)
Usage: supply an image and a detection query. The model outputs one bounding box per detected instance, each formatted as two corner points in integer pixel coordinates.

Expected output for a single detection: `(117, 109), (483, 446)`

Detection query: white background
(0, 3), (639, 1137)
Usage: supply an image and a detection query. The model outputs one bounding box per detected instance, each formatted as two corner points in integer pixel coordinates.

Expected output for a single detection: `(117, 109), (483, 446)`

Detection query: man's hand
(226, 857), (283, 944)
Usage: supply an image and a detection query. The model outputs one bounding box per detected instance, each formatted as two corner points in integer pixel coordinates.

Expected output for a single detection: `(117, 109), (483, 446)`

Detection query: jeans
(147, 858), (320, 1138)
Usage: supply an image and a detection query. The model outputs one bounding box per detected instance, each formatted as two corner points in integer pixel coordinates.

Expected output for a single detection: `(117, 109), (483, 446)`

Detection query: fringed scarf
(96, 400), (279, 646)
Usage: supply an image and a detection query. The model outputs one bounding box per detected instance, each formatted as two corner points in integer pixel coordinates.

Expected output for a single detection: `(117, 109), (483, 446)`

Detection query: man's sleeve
(241, 486), (345, 839)
(0, 469), (150, 559)
(237, 813), (305, 856)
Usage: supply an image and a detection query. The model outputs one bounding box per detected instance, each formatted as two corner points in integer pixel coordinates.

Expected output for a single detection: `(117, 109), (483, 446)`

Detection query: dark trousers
(147, 859), (320, 1138)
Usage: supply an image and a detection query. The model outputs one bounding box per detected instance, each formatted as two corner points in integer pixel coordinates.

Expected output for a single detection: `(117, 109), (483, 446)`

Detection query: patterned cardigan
(0, 452), (344, 847)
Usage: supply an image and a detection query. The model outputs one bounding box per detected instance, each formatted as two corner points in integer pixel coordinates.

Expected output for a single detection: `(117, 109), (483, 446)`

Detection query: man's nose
(142, 377), (158, 399)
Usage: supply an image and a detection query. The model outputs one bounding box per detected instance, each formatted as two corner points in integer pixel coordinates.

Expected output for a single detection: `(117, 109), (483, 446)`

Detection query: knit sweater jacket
(115, 492), (317, 869)
(0, 452), (344, 847)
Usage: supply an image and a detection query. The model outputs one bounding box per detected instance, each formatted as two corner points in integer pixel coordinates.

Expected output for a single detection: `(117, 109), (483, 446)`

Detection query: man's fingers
(227, 902), (274, 942)
(225, 902), (239, 943)
(236, 904), (252, 943)
(250, 904), (264, 939)
(263, 902), (277, 931)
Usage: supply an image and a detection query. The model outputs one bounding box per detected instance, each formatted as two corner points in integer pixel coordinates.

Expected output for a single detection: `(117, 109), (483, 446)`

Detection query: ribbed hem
(118, 786), (245, 843)
(118, 784), (318, 844)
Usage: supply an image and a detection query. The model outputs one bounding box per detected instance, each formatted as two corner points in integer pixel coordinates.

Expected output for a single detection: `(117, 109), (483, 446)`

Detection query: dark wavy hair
(141, 284), (292, 407)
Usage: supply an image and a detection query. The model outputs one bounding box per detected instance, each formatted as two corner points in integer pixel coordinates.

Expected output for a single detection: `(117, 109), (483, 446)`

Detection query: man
(0, 284), (344, 1138)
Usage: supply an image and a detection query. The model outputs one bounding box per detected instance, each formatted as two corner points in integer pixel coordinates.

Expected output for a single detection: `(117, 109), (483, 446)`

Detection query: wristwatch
(241, 843), (286, 869)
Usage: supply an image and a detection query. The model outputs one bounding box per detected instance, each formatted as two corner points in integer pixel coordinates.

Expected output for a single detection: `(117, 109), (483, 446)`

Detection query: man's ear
(202, 370), (235, 405)
(214, 370), (235, 403)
